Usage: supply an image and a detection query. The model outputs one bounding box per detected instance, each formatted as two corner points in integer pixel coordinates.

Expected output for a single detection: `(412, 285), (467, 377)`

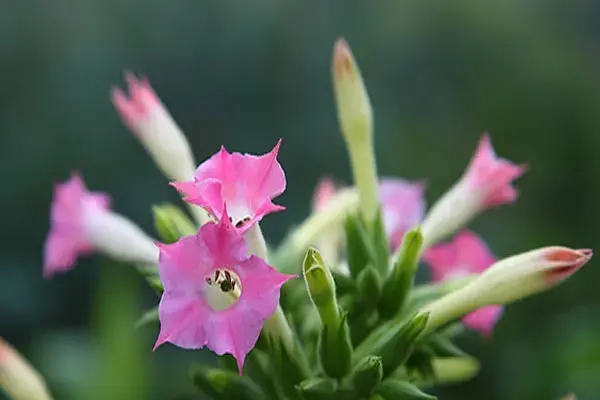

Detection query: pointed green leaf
(295, 377), (337, 400)
(371, 207), (391, 276)
(152, 203), (196, 244)
(356, 266), (382, 312)
(379, 228), (423, 319)
(318, 313), (353, 380)
(134, 307), (159, 329)
(351, 356), (383, 397)
(344, 213), (377, 278)
(374, 379), (437, 399)
(190, 366), (265, 400)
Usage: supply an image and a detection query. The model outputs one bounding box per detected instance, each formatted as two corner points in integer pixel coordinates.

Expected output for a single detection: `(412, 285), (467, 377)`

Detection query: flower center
(229, 215), (251, 230)
(203, 268), (243, 311)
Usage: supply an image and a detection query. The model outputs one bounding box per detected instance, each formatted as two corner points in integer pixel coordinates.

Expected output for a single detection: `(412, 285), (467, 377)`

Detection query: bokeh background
(2, 1), (600, 399)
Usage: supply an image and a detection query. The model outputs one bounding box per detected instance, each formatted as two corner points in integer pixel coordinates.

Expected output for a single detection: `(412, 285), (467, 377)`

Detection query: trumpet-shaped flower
(112, 73), (197, 182)
(379, 178), (426, 250)
(44, 173), (158, 278)
(423, 230), (503, 336)
(420, 134), (526, 248)
(153, 214), (295, 373)
(171, 141), (286, 232)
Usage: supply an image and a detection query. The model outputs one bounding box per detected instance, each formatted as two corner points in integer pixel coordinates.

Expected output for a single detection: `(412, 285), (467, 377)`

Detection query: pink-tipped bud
(111, 72), (196, 182)
(472, 246), (592, 306)
(0, 338), (53, 400)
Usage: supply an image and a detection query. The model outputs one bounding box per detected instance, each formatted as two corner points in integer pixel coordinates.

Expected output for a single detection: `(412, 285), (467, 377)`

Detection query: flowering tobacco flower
(379, 178), (426, 250)
(44, 173), (158, 278)
(423, 230), (502, 336)
(153, 213), (296, 373)
(421, 134), (526, 249)
(171, 140), (286, 233)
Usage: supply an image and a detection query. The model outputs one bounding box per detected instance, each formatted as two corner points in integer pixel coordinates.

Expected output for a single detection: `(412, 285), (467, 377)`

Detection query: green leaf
(331, 270), (356, 297)
(405, 347), (436, 381)
(356, 266), (382, 312)
(370, 207), (391, 276)
(353, 313), (429, 377)
(152, 203), (196, 244)
(344, 214), (376, 278)
(351, 356), (383, 397)
(265, 336), (310, 400)
(295, 377), (337, 400)
(374, 379), (437, 399)
(415, 357), (480, 387)
(318, 313), (353, 380)
(426, 335), (468, 358)
(379, 228), (423, 319)
(134, 307), (159, 329)
(190, 366), (265, 400)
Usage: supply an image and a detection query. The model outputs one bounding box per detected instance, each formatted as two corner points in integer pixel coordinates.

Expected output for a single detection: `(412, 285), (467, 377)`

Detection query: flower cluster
(29, 38), (591, 400)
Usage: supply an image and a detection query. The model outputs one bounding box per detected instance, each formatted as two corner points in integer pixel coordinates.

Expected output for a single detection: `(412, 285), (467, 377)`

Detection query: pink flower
(112, 73), (197, 182)
(379, 178), (426, 250)
(421, 133), (526, 249)
(44, 173), (158, 278)
(44, 173), (110, 277)
(464, 134), (527, 208)
(153, 215), (295, 373)
(423, 230), (503, 336)
(171, 141), (286, 232)
(312, 177), (337, 212)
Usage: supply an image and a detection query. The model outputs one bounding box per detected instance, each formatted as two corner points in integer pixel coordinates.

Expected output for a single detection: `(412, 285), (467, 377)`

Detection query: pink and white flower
(153, 215), (295, 373)
(423, 230), (503, 336)
(112, 73), (196, 183)
(379, 178), (426, 250)
(420, 133), (526, 249)
(171, 141), (286, 232)
(44, 173), (158, 278)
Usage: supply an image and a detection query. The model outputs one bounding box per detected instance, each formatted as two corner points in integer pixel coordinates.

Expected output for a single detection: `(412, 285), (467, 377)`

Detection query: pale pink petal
(312, 177), (337, 212)
(462, 305), (503, 337)
(423, 230), (495, 281)
(379, 178), (426, 249)
(454, 231), (496, 274)
(172, 140), (286, 232)
(154, 290), (210, 350)
(199, 214), (248, 265)
(422, 243), (457, 282)
(43, 173), (111, 278)
(422, 230), (502, 335)
(170, 179), (224, 220)
(111, 72), (160, 131)
(465, 134), (527, 209)
(236, 256), (296, 320)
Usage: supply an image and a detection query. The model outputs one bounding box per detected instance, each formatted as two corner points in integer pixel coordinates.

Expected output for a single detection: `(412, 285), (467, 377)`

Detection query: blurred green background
(2, 1), (600, 399)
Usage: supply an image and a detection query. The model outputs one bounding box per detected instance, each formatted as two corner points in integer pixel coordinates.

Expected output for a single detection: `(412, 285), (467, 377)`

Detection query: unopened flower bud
(420, 246), (592, 335)
(332, 38), (379, 224)
(0, 338), (53, 400)
(112, 73), (196, 183)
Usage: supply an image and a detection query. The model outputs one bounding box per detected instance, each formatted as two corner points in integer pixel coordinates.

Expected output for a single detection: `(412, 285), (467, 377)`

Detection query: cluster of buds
(12, 38), (588, 400)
